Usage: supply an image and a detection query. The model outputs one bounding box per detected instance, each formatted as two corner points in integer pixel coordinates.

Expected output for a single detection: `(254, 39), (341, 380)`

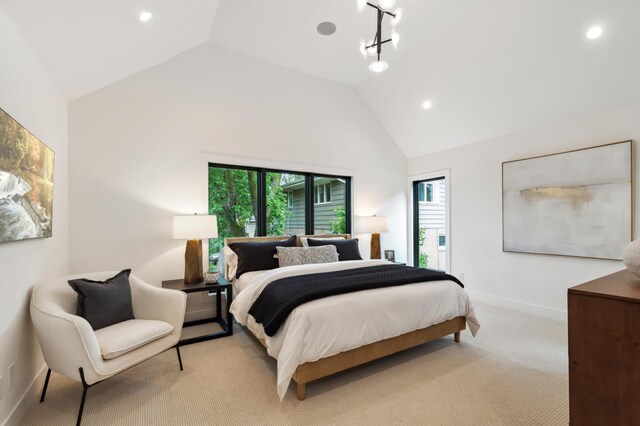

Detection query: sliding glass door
(413, 176), (447, 271)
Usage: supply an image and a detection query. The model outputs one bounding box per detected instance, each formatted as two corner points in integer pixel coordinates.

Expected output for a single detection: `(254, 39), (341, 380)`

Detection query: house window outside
(314, 183), (332, 204)
(418, 182), (435, 203)
(438, 235), (446, 249)
(208, 163), (351, 271)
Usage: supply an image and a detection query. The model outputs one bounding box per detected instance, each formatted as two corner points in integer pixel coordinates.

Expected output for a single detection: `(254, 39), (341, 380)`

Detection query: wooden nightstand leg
(297, 382), (306, 400)
(454, 331), (461, 343)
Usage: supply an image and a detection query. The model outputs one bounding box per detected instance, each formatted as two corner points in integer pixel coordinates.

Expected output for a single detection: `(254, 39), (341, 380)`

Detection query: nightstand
(161, 278), (233, 346)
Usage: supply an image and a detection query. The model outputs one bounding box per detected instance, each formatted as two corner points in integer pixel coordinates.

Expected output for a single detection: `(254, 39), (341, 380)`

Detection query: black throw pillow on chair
(68, 269), (135, 330)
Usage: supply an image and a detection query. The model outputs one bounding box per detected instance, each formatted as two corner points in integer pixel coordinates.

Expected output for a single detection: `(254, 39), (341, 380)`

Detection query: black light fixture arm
(364, 7), (393, 61)
(366, 2), (397, 18)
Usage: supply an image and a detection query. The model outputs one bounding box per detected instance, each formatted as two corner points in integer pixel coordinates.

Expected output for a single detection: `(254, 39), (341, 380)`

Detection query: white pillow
(300, 236), (345, 247)
(276, 246), (339, 267)
(223, 246), (238, 280)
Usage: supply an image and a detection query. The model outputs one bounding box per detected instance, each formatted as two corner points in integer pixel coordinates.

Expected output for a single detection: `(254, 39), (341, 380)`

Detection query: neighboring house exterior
(282, 177), (346, 235)
(417, 179), (446, 270)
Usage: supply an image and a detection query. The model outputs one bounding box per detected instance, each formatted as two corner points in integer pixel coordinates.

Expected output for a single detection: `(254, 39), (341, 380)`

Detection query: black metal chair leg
(40, 368), (52, 402)
(176, 346), (183, 371)
(77, 368), (90, 426)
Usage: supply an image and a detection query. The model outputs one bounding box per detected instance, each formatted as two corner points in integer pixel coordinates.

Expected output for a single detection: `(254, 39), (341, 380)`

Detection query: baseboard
(466, 290), (567, 323)
(2, 364), (46, 426)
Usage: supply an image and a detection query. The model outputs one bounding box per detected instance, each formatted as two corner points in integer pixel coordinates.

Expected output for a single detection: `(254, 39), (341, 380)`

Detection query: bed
(226, 235), (479, 400)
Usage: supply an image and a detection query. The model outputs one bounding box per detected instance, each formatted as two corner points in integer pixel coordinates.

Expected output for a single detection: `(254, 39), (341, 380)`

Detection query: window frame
(418, 182), (435, 203)
(314, 183), (332, 205)
(208, 162), (351, 236)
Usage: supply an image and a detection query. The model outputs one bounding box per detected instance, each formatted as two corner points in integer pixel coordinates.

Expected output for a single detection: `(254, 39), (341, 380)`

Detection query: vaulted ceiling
(2, 0), (639, 158)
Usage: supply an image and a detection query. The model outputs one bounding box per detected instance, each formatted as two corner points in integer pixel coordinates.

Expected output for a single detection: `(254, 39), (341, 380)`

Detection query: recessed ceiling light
(586, 26), (603, 40)
(139, 11), (152, 22)
(317, 21), (337, 36)
(422, 100), (433, 110)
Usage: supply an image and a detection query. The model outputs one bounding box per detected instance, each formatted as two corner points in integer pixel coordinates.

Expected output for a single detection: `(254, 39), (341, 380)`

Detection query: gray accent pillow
(276, 245), (339, 267)
(68, 269), (135, 330)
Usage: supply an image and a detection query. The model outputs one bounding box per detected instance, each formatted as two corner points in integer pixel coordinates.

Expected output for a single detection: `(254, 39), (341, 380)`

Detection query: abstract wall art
(0, 107), (55, 244)
(502, 141), (632, 260)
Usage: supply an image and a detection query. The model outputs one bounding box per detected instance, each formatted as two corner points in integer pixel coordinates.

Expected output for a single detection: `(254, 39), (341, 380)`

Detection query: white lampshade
(173, 214), (218, 240)
(359, 216), (389, 233)
(356, 0), (368, 12)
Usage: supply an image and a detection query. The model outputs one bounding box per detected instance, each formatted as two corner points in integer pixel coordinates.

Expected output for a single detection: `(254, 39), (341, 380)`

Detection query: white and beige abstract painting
(502, 141), (632, 260)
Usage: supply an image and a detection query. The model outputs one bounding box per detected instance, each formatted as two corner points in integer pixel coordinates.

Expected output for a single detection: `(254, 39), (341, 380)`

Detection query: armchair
(30, 271), (187, 425)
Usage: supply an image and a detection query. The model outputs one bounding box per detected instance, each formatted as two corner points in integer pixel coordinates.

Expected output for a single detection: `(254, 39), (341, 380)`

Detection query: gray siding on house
(284, 179), (346, 233)
(286, 187), (305, 234)
(314, 180), (346, 231)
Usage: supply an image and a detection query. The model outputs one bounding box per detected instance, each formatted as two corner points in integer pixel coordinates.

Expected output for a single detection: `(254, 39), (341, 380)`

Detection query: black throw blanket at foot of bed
(248, 264), (464, 337)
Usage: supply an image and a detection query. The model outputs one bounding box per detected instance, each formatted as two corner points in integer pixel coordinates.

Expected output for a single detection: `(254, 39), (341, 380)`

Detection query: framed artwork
(384, 250), (395, 262)
(502, 141), (632, 260)
(0, 107), (55, 244)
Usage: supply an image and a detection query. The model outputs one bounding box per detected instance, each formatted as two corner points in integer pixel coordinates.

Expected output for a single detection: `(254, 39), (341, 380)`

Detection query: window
(418, 182), (434, 203)
(208, 163), (352, 269)
(413, 176), (447, 271)
(314, 183), (331, 204)
(314, 178), (346, 234)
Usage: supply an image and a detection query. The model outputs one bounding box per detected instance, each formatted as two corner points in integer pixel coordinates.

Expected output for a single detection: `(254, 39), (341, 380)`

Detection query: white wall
(0, 5), (68, 425)
(68, 43), (407, 285)
(408, 105), (640, 318)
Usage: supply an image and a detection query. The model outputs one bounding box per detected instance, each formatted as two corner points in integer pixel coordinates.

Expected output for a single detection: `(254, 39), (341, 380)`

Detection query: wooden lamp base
(370, 232), (381, 259)
(184, 239), (204, 284)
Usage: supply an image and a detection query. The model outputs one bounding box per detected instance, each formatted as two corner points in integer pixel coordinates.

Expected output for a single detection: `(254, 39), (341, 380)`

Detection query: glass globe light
(391, 30), (400, 49)
(369, 60), (389, 73)
(376, 0), (397, 11)
(391, 7), (403, 26)
(359, 39), (368, 59)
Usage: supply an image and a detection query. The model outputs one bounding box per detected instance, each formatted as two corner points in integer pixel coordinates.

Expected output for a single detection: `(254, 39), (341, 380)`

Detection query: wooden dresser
(568, 269), (640, 425)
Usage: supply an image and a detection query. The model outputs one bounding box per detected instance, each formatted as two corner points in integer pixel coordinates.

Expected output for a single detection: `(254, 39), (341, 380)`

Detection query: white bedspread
(230, 260), (480, 400)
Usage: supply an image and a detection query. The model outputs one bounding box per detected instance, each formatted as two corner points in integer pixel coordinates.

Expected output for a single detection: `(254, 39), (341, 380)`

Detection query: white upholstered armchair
(30, 271), (187, 425)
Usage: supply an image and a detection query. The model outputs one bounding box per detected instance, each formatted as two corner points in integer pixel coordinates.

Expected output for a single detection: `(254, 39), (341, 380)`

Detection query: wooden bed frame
(224, 235), (466, 400)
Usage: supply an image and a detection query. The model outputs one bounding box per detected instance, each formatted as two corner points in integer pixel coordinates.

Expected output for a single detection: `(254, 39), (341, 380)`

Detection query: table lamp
(359, 215), (389, 259)
(173, 214), (218, 284)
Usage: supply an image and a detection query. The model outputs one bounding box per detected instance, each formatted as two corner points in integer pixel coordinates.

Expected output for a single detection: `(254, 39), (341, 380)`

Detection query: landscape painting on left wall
(0, 107), (54, 243)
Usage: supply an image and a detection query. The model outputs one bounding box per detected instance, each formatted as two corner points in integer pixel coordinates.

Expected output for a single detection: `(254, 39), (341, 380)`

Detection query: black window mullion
(413, 180), (420, 267)
(305, 175), (314, 235)
(345, 177), (352, 234)
(257, 169), (267, 236)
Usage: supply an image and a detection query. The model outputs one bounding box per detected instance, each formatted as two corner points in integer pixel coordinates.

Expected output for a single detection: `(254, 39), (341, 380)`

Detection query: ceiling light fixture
(586, 26), (603, 40)
(422, 100), (433, 110)
(139, 11), (152, 22)
(358, 1), (402, 73)
(369, 60), (389, 73)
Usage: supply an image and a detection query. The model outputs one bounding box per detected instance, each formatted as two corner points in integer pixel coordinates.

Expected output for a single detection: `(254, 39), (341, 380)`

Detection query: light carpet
(22, 302), (569, 425)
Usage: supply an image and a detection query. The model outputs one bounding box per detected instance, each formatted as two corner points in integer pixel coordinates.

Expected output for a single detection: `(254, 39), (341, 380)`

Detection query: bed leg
(297, 382), (306, 400)
(454, 331), (461, 343)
